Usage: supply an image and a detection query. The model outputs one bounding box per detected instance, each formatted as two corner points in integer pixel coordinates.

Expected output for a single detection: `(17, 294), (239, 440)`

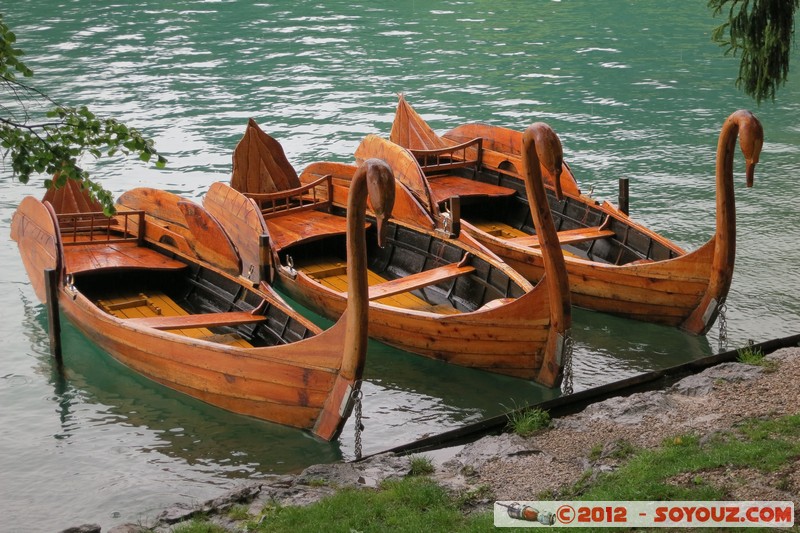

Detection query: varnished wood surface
(63, 241), (187, 274)
(228, 119), (564, 386)
(264, 209), (355, 251)
(178, 201), (241, 275)
(9, 196), (60, 303)
(203, 182), (269, 283)
(363, 263), (476, 301)
(231, 118), (301, 194)
(128, 311), (267, 330)
(12, 186), (375, 440)
(426, 175), (516, 203)
(388, 95), (764, 335)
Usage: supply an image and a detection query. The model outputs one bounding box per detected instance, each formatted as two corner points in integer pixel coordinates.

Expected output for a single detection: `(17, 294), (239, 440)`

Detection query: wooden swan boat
(10, 170), (396, 440)
(228, 119), (572, 387)
(389, 95), (764, 335)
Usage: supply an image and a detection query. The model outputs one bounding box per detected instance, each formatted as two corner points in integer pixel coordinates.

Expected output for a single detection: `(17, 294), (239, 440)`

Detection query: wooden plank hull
(275, 217), (566, 385)
(63, 291), (336, 428)
(454, 173), (720, 333)
(388, 96), (753, 335)
(473, 227), (716, 327)
(278, 266), (556, 381)
(228, 120), (570, 387)
(11, 194), (364, 441)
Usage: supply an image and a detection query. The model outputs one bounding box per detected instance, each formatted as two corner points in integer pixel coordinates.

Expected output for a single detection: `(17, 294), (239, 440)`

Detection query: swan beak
(363, 158), (396, 248)
(374, 213), (388, 248)
(746, 161), (756, 188)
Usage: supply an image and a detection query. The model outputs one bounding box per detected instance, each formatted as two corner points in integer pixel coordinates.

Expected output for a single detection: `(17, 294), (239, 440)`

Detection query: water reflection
(22, 296), (564, 472)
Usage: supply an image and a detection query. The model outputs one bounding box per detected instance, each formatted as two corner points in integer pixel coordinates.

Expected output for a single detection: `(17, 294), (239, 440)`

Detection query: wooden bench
(426, 175), (517, 203)
(63, 241), (187, 274)
(510, 226), (615, 248)
(338, 262), (476, 301)
(264, 210), (362, 251)
(127, 311), (267, 330)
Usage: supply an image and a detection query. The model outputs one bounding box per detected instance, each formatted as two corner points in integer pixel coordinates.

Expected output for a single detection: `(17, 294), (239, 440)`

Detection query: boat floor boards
(297, 257), (460, 315)
(96, 291), (253, 348)
(471, 218), (528, 239)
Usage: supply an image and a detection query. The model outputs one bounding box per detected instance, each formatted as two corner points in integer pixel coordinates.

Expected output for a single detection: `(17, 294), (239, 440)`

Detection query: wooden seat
(427, 175), (516, 203)
(362, 263), (476, 300)
(297, 257), (462, 314)
(98, 292), (254, 347)
(510, 226), (615, 248)
(63, 242), (187, 274)
(265, 210), (365, 251)
(127, 311), (267, 330)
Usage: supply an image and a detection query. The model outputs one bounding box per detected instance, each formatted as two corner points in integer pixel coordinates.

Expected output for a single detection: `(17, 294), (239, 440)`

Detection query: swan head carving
(524, 122), (565, 200)
(362, 158), (396, 247)
(731, 110), (764, 188)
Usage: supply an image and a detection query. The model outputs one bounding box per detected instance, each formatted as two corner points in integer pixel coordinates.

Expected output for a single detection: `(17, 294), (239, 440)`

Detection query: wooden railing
(409, 138), (483, 174)
(56, 210), (144, 246)
(244, 174), (333, 219)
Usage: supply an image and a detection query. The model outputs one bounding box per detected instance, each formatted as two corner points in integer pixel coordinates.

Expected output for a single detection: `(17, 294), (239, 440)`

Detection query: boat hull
(61, 288), (342, 431)
(389, 96), (735, 335)
(275, 218), (565, 385)
(11, 193), (361, 440)
(472, 228), (716, 328)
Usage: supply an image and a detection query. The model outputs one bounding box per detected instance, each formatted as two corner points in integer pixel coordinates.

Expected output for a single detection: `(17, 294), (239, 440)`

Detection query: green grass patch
(409, 454), (435, 476)
(507, 406), (551, 437)
(569, 414), (800, 502)
(226, 504), (250, 521)
(252, 476), (493, 533)
(736, 341), (776, 370)
(166, 415), (800, 533)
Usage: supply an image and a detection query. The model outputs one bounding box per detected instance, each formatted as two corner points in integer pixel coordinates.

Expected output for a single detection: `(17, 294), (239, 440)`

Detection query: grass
(250, 476), (493, 533)
(506, 406), (550, 436)
(570, 414), (800, 501)
(409, 454), (435, 476)
(226, 504), (250, 521)
(736, 341), (770, 366)
(167, 414), (800, 533)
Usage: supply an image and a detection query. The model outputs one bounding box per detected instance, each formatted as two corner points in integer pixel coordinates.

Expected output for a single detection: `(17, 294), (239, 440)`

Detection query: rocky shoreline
(62, 347), (800, 532)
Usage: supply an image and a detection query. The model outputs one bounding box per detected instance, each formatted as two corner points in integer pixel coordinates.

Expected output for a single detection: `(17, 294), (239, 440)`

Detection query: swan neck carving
(715, 110), (763, 252)
(522, 123), (571, 338)
(341, 159), (396, 379)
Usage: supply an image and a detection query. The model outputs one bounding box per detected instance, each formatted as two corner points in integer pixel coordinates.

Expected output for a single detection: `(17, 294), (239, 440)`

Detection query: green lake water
(1, 1), (798, 530)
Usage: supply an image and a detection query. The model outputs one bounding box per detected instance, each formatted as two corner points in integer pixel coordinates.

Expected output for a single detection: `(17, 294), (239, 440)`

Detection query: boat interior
(73, 263), (315, 349)
(277, 215), (526, 314)
(430, 165), (682, 265)
(42, 202), (313, 349)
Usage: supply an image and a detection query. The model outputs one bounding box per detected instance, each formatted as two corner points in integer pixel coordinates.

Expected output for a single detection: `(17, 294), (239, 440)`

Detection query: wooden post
(44, 268), (62, 363)
(618, 178), (629, 215)
(259, 234), (272, 283)
(448, 196), (461, 238)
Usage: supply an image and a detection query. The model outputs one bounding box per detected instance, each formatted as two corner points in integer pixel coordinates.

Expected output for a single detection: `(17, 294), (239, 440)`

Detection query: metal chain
(716, 298), (728, 352)
(561, 332), (574, 396)
(353, 388), (364, 460)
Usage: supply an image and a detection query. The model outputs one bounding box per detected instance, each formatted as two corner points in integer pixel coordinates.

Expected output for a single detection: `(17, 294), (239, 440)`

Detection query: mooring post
(618, 178), (629, 215)
(44, 268), (62, 363)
